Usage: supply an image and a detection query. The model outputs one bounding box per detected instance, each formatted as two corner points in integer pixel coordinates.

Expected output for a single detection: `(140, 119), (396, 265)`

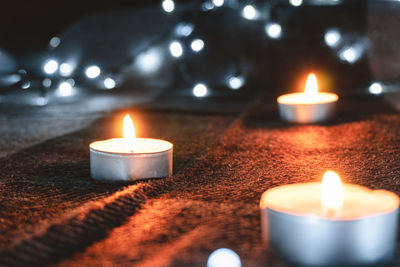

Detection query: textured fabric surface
(0, 95), (399, 266)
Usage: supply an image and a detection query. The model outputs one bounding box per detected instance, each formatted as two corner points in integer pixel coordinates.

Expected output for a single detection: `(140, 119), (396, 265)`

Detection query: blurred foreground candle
(260, 171), (399, 266)
(277, 73), (338, 123)
(90, 114), (173, 182)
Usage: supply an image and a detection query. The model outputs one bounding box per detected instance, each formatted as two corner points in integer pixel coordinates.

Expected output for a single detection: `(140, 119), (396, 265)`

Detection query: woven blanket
(0, 95), (399, 266)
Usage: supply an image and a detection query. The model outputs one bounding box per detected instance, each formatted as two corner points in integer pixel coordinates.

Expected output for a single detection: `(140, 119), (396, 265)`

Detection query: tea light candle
(260, 171), (399, 266)
(90, 114), (173, 182)
(277, 73), (338, 123)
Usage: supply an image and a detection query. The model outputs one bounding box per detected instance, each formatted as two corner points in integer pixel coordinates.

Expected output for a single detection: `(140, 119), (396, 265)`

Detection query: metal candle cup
(277, 73), (338, 124)
(90, 138), (172, 182)
(259, 172), (400, 266)
(89, 115), (173, 183)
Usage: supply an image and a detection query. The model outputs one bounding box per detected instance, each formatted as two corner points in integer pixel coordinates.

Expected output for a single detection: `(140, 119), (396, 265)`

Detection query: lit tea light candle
(277, 73), (338, 123)
(260, 171), (399, 266)
(90, 114), (173, 182)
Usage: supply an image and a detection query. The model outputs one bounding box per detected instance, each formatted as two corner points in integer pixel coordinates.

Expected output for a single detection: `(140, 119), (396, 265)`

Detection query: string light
(104, 77), (116, 89)
(339, 45), (363, 64)
(21, 81), (31, 89)
(191, 39), (204, 52)
(289, 0), (302, 6)
(207, 248), (241, 267)
(242, 5), (258, 20)
(227, 76), (244, 90)
(162, 0), (175, 13)
(35, 96), (48, 106)
(136, 48), (163, 73)
(202, 2), (215, 11)
(58, 81), (73, 97)
(8, 0), (382, 104)
(49, 37), (61, 48)
(169, 41), (183, 58)
(42, 78), (52, 88)
(193, 83), (208, 97)
(43, 59), (58, 74)
(265, 23), (282, 39)
(212, 0), (224, 7)
(85, 65), (101, 79)
(59, 63), (73, 76)
(369, 82), (383, 95)
(324, 29), (341, 48)
(175, 23), (194, 37)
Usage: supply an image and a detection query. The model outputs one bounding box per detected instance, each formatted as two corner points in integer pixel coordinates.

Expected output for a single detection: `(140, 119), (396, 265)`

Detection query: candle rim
(277, 92), (339, 105)
(260, 182), (400, 221)
(90, 137), (173, 155)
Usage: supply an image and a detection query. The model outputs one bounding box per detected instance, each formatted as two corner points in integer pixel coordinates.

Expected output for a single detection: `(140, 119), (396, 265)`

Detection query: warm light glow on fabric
(123, 114), (137, 152)
(321, 171), (343, 210)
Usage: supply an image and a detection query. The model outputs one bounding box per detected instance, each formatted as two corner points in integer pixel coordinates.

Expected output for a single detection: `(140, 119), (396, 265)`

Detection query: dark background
(0, 0), (388, 98)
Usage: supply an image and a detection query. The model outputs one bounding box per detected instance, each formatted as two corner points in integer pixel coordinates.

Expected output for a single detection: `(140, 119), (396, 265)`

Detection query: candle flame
(304, 73), (318, 99)
(123, 114), (137, 152)
(321, 170), (343, 210)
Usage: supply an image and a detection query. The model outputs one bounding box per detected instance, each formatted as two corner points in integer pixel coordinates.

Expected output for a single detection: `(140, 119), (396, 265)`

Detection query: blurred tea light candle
(277, 73), (338, 123)
(260, 171), (399, 266)
(90, 114), (173, 182)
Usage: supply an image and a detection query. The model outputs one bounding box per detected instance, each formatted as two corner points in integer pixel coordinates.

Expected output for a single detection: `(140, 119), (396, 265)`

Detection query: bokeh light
(265, 23), (282, 39)
(242, 5), (258, 20)
(369, 82), (383, 95)
(169, 41), (183, 58)
(104, 77), (116, 89)
(162, 0), (175, 13)
(43, 59), (58, 74)
(85, 65), (101, 79)
(191, 39), (204, 52)
(207, 248), (241, 267)
(193, 83), (208, 97)
(324, 29), (341, 48)
(227, 76), (244, 90)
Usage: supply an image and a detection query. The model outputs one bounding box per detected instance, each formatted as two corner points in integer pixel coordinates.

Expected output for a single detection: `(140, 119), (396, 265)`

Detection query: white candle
(90, 114), (173, 182)
(260, 171), (399, 266)
(277, 74), (338, 123)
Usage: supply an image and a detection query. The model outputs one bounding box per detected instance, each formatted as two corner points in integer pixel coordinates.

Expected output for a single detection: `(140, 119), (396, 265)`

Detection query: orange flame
(304, 73), (318, 99)
(321, 170), (343, 210)
(123, 114), (137, 152)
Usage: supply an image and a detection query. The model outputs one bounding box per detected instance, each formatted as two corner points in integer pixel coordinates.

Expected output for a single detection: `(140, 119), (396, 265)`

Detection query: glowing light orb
(175, 23), (194, 37)
(207, 248), (241, 267)
(136, 48), (163, 73)
(242, 5), (257, 20)
(42, 78), (52, 88)
(324, 29), (341, 47)
(169, 41), (183, 58)
(265, 23), (282, 39)
(289, 0), (302, 6)
(36, 96), (48, 106)
(193, 83), (208, 97)
(228, 76), (244, 90)
(49, 37), (61, 48)
(369, 82), (383, 95)
(191, 39), (204, 52)
(85, 65), (101, 79)
(212, 0), (224, 7)
(43, 59), (58, 74)
(21, 81), (31, 89)
(60, 63), (73, 76)
(162, 0), (175, 13)
(58, 81), (73, 97)
(104, 77), (116, 89)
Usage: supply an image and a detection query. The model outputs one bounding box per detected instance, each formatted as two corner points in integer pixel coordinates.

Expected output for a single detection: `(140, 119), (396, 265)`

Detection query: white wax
(277, 92), (338, 105)
(90, 138), (173, 154)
